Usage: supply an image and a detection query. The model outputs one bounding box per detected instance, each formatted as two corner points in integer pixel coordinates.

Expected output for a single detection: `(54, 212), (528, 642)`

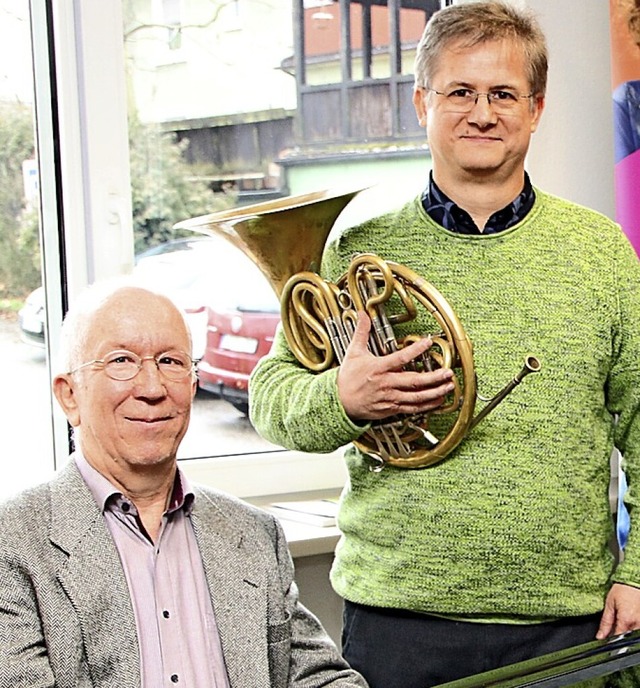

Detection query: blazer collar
(49, 458), (141, 687)
(191, 488), (272, 686)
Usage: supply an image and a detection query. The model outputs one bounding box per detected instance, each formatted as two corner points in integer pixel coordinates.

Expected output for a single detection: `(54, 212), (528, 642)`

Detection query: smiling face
(53, 288), (196, 482)
(413, 38), (545, 191)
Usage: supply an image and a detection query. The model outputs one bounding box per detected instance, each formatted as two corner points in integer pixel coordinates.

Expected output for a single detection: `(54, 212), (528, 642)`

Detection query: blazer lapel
(191, 490), (271, 687)
(49, 462), (140, 688)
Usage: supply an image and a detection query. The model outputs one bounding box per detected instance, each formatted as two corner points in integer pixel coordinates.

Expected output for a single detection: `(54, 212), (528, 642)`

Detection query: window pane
(0, 0), (55, 499)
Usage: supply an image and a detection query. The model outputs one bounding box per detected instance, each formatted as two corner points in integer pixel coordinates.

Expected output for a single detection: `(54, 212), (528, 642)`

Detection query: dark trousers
(342, 600), (602, 688)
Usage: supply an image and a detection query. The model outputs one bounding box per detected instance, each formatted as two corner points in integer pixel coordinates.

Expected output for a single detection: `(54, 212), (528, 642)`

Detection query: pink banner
(610, 0), (640, 255)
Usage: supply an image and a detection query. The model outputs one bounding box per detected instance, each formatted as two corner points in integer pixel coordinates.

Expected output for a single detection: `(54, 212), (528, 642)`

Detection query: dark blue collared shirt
(421, 172), (535, 235)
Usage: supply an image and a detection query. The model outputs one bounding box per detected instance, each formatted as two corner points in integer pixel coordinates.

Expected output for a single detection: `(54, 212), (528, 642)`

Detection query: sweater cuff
(325, 367), (372, 438)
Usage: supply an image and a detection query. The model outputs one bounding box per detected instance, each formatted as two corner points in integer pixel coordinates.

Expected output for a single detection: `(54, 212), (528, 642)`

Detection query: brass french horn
(175, 187), (540, 470)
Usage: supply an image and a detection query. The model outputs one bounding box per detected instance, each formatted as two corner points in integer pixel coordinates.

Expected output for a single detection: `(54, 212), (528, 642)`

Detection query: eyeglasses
(426, 87), (534, 114)
(69, 349), (195, 381)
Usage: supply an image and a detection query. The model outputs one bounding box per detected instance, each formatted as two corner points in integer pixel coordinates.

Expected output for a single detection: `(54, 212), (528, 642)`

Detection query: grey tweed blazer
(0, 459), (367, 688)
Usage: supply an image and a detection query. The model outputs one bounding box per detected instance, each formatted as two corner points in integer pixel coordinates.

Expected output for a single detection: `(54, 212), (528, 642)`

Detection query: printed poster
(610, 0), (640, 255)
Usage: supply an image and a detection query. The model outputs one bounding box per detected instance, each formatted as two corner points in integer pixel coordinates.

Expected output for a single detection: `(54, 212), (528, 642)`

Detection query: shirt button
(171, 674), (179, 683)
(163, 610), (170, 619)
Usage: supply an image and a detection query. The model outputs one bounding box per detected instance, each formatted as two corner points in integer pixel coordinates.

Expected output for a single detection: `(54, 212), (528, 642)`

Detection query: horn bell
(174, 187), (365, 297)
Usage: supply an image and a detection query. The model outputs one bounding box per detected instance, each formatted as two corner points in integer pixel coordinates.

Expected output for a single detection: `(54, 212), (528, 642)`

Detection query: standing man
(249, 2), (640, 687)
(0, 281), (368, 688)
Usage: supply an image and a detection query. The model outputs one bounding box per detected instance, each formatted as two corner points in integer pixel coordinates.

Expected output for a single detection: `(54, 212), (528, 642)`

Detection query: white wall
(525, 0), (615, 218)
(126, 0), (297, 124)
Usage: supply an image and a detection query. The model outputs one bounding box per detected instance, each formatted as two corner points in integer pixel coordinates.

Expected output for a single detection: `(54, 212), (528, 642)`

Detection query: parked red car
(197, 260), (280, 415)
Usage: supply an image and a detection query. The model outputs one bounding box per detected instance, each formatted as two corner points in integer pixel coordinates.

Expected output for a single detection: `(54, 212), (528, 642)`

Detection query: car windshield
(134, 235), (280, 314)
(211, 261), (280, 313)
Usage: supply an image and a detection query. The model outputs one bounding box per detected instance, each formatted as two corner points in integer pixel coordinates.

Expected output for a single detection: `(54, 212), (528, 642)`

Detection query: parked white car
(18, 236), (234, 361)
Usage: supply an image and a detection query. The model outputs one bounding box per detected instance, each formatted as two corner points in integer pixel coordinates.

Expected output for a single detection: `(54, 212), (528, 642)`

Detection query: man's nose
(467, 94), (498, 124)
(134, 359), (167, 395)
(473, 92), (493, 107)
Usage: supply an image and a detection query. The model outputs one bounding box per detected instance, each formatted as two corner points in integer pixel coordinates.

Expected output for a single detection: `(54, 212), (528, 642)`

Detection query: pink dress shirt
(76, 454), (231, 688)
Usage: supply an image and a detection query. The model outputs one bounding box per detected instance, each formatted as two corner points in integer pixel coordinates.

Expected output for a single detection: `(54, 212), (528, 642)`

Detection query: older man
(0, 281), (368, 688)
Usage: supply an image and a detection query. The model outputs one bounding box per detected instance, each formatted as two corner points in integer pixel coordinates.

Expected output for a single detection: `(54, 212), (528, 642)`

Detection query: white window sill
(180, 449), (346, 558)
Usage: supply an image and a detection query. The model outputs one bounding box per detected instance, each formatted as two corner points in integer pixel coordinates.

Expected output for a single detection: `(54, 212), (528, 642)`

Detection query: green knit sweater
(249, 189), (640, 619)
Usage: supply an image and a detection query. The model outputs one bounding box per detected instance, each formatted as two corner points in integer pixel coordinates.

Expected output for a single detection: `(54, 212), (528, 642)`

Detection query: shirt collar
(421, 172), (535, 235)
(74, 452), (195, 516)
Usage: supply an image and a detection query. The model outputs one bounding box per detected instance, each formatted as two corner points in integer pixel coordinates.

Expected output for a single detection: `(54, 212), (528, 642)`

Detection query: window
(2, 0), (431, 501)
(0, 0), (353, 501)
(0, 0), (435, 503)
(122, 0), (297, 469)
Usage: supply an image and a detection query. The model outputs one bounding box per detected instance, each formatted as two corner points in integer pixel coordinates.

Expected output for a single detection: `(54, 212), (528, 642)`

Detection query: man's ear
(191, 376), (197, 400)
(530, 95), (545, 133)
(53, 374), (81, 427)
(413, 86), (428, 128)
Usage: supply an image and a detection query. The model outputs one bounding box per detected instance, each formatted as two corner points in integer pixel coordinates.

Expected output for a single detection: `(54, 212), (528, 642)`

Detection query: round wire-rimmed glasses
(68, 349), (195, 381)
(425, 87), (534, 114)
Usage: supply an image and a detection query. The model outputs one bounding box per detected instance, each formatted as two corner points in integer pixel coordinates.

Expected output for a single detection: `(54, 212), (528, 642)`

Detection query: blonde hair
(414, 1), (548, 96)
